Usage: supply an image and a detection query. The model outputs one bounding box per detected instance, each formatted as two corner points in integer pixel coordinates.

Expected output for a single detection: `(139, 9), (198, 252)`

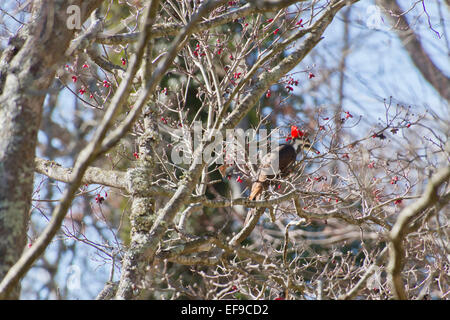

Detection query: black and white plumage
(248, 134), (315, 201)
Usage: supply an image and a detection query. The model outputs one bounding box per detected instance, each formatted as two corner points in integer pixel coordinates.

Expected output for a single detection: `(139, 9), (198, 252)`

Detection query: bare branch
(220, 0), (359, 131)
(0, 1), (158, 299)
(0, 0), (104, 299)
(338, 247), (388, 300)
(34, 157), (127, 190)
(376, 0), (450, 101)
(388, 166), (450, 300)
(96, 1), (308, 45)
(66, 9), (103, 56)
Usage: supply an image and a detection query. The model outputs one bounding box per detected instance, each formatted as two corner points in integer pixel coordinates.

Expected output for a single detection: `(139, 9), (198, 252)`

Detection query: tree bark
(0, 0), (103, 299)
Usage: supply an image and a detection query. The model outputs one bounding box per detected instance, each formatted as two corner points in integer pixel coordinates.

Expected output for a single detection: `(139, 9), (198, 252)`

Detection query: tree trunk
(0, 0), (102, 299)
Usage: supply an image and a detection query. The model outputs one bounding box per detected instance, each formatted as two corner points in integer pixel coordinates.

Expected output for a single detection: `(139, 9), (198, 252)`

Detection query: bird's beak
(309, 146), (320, 155)
(303, 142), (320, 155)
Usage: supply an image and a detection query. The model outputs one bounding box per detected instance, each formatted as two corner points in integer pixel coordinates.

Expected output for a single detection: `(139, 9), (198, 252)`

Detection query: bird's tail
(249, 181), (264, 201)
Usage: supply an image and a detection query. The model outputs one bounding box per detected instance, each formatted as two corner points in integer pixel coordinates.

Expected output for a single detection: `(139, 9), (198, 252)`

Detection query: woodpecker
(218, 163), (235, 181)
(248, 125), (317, 201)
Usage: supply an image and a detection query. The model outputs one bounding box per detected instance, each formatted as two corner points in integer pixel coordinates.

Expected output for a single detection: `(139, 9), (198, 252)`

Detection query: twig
(387, 166), (450, 300)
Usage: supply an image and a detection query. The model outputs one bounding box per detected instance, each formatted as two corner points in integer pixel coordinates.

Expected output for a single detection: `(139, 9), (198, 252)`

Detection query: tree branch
(376, 0), (450, 101)
(387, 166), (450, 300)
(0, 0), (104, 299)
(113, 0), (230, 299)
(0, 0), (156, 299)
(34, 157), (127, 190)
(338, 247), (388, 300)
(220, 0), (359, 131)
(96, 1), (308, 45)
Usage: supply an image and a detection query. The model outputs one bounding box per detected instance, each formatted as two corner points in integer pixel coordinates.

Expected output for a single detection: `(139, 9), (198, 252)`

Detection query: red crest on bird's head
(291, 125), (304, 139)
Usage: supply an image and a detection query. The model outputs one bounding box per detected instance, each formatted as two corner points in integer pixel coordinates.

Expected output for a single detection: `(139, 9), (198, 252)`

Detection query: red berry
(390, 176), (399, 184)
(95, 194), (105, 204)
